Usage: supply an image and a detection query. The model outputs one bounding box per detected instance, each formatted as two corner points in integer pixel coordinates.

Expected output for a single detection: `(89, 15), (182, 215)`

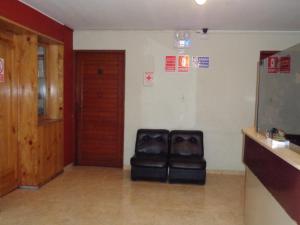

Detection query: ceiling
(20, 0), (300, 31)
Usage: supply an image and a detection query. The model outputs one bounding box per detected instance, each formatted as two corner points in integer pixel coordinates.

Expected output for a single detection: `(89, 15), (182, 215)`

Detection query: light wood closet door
(0, 33), (18, 196)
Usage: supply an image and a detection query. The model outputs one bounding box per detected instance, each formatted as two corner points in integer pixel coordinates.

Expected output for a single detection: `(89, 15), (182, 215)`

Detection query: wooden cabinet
(38, 120), (64, 185)
(0, 31), (19, 196)
(0, 17), (64, 195)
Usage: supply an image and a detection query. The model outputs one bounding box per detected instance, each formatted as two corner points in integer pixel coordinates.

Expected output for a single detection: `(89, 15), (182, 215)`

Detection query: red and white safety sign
(144, 72), (154, 86)
(268, 56), (279, 74)
(165, 56), (176, 72)
(0, 58), (4, 83)
(178, 55), (190, 72)
(279, 56), (291, 73)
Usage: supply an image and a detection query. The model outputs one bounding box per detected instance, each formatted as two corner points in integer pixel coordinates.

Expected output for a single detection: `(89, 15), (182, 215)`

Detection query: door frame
(74, 50), (125, 168)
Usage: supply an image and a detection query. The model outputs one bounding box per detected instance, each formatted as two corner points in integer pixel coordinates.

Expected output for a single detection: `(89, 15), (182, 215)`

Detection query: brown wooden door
(0, 32), (18, 196)
(76, 51), (125, 167)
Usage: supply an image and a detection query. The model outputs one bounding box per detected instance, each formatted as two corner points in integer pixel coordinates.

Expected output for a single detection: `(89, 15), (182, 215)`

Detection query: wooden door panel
(82, 121), (119, 130)
(84, 65), (121, 75)
(76, 51), (124, 167)
(0, 35), (18, 196)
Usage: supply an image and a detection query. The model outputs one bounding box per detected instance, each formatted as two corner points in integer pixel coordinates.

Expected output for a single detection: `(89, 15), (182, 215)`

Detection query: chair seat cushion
(131, 155), (167, 168)
(169, 156), (206, 169)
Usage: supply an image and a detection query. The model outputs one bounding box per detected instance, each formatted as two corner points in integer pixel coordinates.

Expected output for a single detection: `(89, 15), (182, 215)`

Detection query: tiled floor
(0, 167), (245, 225)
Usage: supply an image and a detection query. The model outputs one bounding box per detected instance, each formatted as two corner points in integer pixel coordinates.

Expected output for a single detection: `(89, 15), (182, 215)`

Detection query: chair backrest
(135, 129), (169, 155)
(170, 130), (204, 157)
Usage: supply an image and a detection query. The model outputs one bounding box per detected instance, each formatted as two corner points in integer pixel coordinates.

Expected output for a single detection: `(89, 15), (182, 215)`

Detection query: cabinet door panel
(0, 34), (18, 197)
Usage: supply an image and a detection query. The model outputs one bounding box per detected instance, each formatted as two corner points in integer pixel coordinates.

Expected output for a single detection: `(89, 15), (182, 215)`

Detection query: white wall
(74, 30), (300, 171)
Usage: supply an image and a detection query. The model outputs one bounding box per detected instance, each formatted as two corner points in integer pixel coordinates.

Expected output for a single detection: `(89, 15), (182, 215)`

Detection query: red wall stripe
(0, 0), (74, 166)
(0, 0), (66, 41)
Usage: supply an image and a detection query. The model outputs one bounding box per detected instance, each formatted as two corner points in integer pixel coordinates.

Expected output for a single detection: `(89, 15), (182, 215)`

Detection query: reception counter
(243, 128), (300, 225)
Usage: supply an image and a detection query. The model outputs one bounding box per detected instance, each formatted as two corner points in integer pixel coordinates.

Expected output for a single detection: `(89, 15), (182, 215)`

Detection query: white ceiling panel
(20, 0), (300, 31)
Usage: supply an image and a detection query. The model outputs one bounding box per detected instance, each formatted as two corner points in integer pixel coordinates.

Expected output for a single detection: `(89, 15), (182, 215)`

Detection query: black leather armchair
(169, 130), (206, 184)
(130, 129), (169, 181)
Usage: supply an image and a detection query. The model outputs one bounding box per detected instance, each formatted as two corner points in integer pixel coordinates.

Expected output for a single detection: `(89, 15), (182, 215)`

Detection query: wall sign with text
(268, 56), (279, 73)
(165, 56), (176, 72)
(178, 55), (190, 72)
(279, 56), (291, 73)
(0, 58), (4, 83)
(192, 56), (209, 69)
(267, 55), (291, 74)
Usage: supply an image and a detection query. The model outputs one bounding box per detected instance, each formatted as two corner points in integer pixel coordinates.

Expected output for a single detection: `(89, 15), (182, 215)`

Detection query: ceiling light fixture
(195, 0), (207, 5)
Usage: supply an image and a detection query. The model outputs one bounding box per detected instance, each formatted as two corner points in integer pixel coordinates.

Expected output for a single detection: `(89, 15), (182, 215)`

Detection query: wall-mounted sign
(279, 56), (291, 73)
(268, 56), (279, 73)
(165, 56), (176, 72)
(178, 55), (190, 72)
(192, 56), (209, 69)
(144, 72), (154, 86)
(267, 56), (291, 74)
(0, 58), (4, 83)
(174, 31), (191, 49)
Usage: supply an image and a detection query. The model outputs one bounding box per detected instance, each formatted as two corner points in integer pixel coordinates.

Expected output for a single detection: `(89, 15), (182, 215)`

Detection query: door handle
(97, 69), (103, 76)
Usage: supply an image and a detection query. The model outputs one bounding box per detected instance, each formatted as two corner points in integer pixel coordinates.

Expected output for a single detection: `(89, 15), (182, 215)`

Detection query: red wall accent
(260, 51), (279, 61)
(0, 0), (74, 166)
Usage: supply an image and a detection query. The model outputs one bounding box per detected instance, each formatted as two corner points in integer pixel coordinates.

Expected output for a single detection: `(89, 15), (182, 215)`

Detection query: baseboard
(207, 169), (245, 176)
(19, 170), (64, 190)
(19, 186), (39, 190)
(124, 165), (244, 176)
(64, 163), (74, 171)
(123, 165), (131, 170)
(39, 170), (64, 187)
